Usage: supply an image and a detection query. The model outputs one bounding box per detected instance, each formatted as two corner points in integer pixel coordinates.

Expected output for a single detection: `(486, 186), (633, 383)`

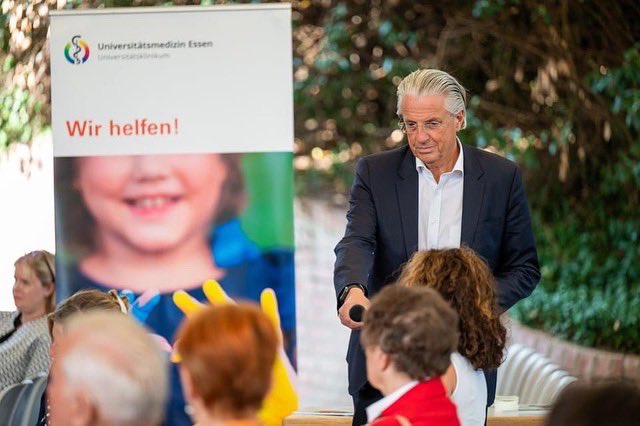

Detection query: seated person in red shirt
(360, 285), (461, 426)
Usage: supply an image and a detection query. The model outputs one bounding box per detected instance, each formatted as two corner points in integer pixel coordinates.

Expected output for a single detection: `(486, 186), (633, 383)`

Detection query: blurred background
(1, 0), (638, 408)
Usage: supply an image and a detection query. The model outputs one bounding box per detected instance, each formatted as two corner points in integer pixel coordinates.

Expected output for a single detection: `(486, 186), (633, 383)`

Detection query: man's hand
(338, 287), (370, 330)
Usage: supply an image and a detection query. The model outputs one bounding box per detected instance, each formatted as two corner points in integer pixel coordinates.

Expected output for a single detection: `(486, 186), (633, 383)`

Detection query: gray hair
(61, 312), (168, 426)
(396, 69), (468, 129)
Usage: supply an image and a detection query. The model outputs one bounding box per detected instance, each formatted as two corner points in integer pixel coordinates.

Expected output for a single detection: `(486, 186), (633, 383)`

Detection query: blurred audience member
(32, 289), (130, 425)
(176, 303), (278, 426)
(546, 381), (640, 426)
(397, 247), (506, 426)
(47, 312), (168, 426)
(360, 285), (460, 426)
(48, 289), (128, 358)
(1, 250), (55, 390)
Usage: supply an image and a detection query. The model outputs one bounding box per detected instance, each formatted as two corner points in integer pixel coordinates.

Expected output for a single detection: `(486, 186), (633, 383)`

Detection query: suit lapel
(396, 147), (418, 259)
(461, 144), (485, 246)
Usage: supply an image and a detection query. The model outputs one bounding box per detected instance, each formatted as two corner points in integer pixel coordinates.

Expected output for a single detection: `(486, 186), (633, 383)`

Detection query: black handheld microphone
(349, 304), (366, 323)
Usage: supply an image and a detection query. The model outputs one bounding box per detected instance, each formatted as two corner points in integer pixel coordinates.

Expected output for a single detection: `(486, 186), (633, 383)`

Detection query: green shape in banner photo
(240, 152), (294, 249)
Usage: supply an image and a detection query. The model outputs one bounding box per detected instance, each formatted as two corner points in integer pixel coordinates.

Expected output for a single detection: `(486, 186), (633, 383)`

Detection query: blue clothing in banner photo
(58, 248), (294, 426)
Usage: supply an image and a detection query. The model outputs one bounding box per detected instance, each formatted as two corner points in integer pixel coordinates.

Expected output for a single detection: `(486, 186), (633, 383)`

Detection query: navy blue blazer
(334, 143), (540, 402)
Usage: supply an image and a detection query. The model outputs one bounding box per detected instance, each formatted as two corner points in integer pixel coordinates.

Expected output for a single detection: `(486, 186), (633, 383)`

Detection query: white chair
(521, 361), (560, 404)
(512, 351), (549, 400)
(538, 371), (577, 405)
(496, 343), (523, 394)
(495, 343), (577, 407)
(496, 344), (536, 395)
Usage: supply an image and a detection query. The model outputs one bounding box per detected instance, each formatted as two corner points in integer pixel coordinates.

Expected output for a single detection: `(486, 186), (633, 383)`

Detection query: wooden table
(284, 407), (548, 426)
(486, 406), (547, 426)
(284, 414), (350, 426)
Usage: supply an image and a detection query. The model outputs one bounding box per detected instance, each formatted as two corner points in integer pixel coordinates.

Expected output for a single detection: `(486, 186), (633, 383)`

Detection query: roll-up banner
(50, 5), (294, 425)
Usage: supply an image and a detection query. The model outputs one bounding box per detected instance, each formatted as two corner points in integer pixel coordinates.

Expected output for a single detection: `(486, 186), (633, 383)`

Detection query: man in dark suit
(334, 68), (540, 425)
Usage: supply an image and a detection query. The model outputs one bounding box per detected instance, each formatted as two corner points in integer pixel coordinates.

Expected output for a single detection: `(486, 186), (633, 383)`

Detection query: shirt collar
(415, 138), (464, 175)
(365, 380), (418, 422)
(452, 138), (464, 174)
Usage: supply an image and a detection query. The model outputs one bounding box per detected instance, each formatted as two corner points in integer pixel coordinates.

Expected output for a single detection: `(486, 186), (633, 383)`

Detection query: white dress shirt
(365, 380), (418, 424)
(417, 140), (464, 251)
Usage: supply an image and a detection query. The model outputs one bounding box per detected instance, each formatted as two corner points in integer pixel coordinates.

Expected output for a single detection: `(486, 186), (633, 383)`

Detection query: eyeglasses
(398, 119), (446, 134)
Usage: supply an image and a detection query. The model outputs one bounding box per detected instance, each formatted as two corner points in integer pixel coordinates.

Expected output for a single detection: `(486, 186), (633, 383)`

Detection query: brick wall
(295, 198), (352, 408)
(508, 318), (640, 385)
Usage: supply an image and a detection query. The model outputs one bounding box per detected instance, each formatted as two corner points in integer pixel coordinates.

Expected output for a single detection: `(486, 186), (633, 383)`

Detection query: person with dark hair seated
(1, 250), (56, 390)
(175, 303), (278, 426)
(546, 381), (640, 426)
(360, 285), (461, 426)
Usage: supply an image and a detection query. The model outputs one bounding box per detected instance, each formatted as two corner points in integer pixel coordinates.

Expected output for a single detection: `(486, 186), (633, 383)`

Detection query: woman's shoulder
(450, 353), (487, 424)
(0, 311), (19, 338)
(0, 310), (18, 321)
(451, 352), (480, 373)
(27, 316), (52, 337)
(450, 352), (485, 390)
(13, 316), (51, 344)
(0, 310), (16, 324)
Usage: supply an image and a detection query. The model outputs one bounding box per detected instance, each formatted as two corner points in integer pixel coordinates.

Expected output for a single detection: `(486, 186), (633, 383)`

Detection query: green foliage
(510, 44), (640, 353)
(511, 208), (640, 353)
(1, 0), (639, 352)
(292, 0), (640, 353)
(240, 153), (295, 248)
(590, 43), (640, 134)
(513, 281), (640, 353)
(0, 86), (40, 148)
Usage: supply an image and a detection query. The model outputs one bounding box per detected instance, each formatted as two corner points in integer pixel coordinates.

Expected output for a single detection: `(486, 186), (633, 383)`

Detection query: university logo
(64, 35), (90, 65)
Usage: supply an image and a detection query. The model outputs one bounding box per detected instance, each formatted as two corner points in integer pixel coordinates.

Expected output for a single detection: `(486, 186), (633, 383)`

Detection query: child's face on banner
(74, 154), (227, 254)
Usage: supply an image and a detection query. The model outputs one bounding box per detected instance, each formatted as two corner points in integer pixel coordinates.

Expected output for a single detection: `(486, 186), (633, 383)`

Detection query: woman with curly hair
(396, 247), (506, 426)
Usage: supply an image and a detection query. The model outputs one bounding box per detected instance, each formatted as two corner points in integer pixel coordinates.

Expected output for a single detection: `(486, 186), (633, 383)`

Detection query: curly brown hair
(396, 247), (506, 369)
(361, 285), (459, 380)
